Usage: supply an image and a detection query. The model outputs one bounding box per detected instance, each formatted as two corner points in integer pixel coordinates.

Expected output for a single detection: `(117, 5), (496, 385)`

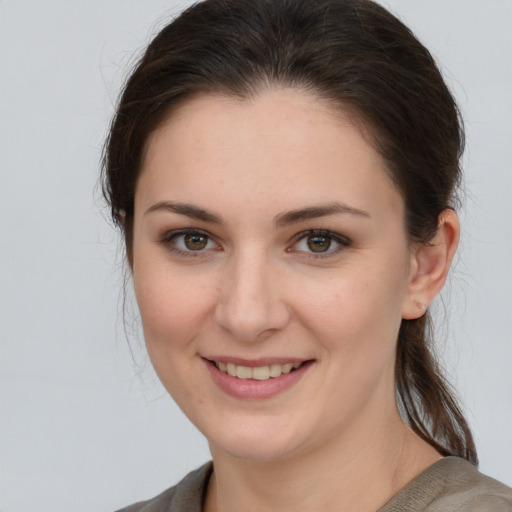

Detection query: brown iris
(184, 233), (208, 250)
(307, 234), (332, 252)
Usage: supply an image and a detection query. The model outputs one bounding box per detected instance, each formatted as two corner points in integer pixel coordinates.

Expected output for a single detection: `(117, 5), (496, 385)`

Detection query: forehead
(137, 89), (403, 223)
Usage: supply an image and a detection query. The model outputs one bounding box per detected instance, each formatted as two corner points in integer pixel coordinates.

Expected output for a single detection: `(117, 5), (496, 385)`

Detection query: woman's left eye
(289, 230), (351, 257)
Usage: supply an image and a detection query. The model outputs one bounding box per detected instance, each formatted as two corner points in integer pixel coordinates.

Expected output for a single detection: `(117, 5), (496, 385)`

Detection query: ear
(116, 209), (126, 226)
(402, 209), (460, 320)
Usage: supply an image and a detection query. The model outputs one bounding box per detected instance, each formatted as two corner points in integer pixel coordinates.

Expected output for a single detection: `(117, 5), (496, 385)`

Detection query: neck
(204, 411), (440, 512)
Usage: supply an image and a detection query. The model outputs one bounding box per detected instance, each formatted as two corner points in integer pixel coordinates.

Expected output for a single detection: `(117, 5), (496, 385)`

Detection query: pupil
(185, 233), (207, 250)
(307, 235), (331, 252)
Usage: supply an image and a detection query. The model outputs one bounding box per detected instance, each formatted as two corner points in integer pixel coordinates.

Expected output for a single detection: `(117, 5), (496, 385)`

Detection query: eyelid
(159, 228), (220, 257)
(287, 229), (351, 258)
(158, 227), (351, 259)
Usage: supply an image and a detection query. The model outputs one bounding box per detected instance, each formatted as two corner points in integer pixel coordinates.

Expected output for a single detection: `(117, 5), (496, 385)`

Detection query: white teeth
(236, 365), (252, 379)
(269, 364), (282, 378)
(227, 363), (237, 377)
(214, 361), (303, 380)
(252, 366), (270, 381)
(281, 363), (293, 374)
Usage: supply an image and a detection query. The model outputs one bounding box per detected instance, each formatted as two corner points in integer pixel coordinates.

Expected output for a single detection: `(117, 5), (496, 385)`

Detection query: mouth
(203, 357), (314, 399)
(209, 360), (304, 381)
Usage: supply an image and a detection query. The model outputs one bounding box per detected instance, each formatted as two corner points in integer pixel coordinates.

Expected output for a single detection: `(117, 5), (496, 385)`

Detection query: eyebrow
(144, 201), (224, 224)
(273, 201), (370, 227)
(144, 200), (370, 226)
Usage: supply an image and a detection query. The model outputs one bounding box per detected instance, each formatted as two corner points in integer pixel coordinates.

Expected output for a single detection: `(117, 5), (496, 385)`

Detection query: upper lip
(202, 356), (311, 367)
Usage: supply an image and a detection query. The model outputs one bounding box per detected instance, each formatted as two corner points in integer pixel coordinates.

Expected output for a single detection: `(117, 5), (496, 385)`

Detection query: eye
(161, 229), (219, 256)
(305, 234), (333, 253)
(289, 230), (351, 257)
(181, 233), (210, 251)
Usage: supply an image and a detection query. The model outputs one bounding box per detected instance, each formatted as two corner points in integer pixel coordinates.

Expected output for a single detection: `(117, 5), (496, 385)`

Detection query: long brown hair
(102, 0), (477, 464)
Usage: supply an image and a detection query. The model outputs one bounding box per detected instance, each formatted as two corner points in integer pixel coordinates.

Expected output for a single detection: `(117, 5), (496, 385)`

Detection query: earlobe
(402, 209), (460, 319)
(116, 209), (126, 226)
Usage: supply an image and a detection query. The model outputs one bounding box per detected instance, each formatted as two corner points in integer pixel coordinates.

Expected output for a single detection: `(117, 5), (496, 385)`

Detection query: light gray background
(1, 1), (511, 511)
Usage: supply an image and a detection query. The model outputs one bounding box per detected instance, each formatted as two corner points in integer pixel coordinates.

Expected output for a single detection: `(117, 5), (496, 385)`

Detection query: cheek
(133, 260), (218, 405)
(294, 258), (408, 356)
(133, 256), (215, 353)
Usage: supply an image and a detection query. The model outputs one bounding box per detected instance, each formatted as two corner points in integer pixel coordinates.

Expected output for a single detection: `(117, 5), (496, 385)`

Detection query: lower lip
(204, 359), (313, 399)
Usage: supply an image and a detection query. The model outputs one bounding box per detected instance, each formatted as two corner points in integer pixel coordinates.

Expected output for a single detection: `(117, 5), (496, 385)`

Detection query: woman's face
(132, 90), (416, 462)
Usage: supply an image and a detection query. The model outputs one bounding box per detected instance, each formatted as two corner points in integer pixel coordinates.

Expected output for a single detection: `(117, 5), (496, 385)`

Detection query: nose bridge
(214, 245), (289, 342)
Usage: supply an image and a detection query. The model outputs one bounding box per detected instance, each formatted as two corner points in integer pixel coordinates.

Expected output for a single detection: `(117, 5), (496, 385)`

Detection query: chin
(205, 416), (311, 463)
(212, 438), (300, 463)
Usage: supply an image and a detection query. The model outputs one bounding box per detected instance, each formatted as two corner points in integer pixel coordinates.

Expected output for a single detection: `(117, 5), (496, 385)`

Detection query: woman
(103, 0), (512, 510)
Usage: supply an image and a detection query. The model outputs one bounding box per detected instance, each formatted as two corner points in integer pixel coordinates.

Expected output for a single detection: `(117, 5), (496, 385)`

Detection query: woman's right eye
(161, 229), (219, 256)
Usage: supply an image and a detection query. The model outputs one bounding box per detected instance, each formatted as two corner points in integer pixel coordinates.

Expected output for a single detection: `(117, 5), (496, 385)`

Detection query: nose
(214, 250), (291, 343)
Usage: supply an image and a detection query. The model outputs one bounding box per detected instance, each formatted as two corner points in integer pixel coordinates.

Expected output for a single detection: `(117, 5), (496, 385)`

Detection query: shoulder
(380, 457), (512, 512)
(435, 458), (512, 512)
(114, 462), (213, 512)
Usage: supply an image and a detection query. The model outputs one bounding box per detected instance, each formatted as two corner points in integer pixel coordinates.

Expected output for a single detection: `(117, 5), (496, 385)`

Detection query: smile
(204, 357), (313, 399)
(213, 361), (302, 380)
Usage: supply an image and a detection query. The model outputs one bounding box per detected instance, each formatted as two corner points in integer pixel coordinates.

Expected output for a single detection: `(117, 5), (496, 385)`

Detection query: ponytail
(396, 315), (478, 464)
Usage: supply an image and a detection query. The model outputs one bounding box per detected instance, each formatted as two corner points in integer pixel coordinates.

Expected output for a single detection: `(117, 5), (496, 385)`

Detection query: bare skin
(205, 425), (440, 512)
(132, 89), (458, 512)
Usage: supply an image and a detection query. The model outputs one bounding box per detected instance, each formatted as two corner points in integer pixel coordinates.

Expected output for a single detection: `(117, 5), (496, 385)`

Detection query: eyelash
(159, 228), (351, 259)
(160, 228), (219, 258)
(288, 229), (351, 259)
